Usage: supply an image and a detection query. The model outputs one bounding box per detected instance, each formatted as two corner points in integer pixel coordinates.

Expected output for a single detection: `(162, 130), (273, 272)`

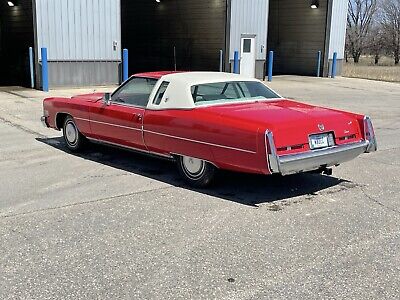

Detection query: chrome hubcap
(182, 156), (205, 179)
(65, 122), (77, 144)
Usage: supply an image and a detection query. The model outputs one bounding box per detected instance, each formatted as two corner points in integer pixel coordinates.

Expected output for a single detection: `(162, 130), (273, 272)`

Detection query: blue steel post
(219, 50), (223, 72)
(29, 47), (34, 88)
(331, 52), (338, 78)
(41, 48), (49, 92)
(316, 51), (322, 77)
(123, 49), (129, 82)
(233, 51), (239, 74)
(268, 51), (274, 82)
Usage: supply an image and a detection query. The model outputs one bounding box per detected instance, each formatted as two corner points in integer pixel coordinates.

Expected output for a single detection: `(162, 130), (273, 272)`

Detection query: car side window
(191, 82), (240, 103)
(153, 81), (170, 105)
(112, 77), (157, 107)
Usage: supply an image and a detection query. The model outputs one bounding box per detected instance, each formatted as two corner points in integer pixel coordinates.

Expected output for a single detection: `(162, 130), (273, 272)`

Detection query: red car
(41, 71), (377, 187)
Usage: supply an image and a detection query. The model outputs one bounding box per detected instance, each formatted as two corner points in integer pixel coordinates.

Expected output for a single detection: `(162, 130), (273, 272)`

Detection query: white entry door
(240, 37), (256, 77)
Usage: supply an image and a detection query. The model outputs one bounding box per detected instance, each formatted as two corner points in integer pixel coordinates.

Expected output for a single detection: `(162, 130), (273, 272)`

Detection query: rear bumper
(266, 131), (372, 175)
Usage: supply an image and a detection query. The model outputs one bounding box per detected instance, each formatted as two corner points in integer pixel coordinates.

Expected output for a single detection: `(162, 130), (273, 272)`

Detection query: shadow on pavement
(36, 137), (348, 208)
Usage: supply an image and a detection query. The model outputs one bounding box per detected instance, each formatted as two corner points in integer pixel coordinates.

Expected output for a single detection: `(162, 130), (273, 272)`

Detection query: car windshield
(191, 81), (280, 106)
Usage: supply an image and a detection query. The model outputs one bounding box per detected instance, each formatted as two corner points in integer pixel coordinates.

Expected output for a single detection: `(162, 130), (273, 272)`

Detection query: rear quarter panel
(143, 109), (269, 174)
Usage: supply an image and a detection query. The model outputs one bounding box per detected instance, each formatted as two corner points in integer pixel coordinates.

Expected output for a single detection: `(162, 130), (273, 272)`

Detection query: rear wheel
(63, 116), (85, 152)
(177, 155), (216, 188)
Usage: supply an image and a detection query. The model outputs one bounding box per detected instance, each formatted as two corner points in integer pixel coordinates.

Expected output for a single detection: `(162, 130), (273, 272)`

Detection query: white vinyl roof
(147, 72), (263, 110)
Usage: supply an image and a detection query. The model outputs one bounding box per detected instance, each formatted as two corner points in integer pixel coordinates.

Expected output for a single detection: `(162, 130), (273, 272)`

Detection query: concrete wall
(267, 0), (329, 76)
(34, 0), (121, 86)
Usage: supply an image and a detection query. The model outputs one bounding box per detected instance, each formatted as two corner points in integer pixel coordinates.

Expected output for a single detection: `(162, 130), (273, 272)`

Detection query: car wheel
(177, 155), (216, 187)
(63, 116), (85, 152)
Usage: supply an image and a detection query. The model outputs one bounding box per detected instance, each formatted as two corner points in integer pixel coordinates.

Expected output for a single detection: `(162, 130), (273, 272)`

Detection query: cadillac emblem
(318, 124), (325, 131)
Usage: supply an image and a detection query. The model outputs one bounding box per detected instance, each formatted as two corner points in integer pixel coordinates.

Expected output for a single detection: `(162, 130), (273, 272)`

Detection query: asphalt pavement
(0, 76), (399, 299)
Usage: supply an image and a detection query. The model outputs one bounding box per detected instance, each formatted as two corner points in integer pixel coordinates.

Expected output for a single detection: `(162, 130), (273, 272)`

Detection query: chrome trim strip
(86, 137), (173, 159)
(54, 111), (72, 130)
(144, 130), (257, 154)
(75, 117), (142, 132)
(72, 118), (256, 155)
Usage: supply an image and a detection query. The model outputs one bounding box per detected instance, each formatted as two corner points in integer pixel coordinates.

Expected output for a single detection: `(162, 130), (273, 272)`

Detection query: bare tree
(366, 25), (385, 64)
(347, 0), (378, 63)
(381, 0), (400, 64)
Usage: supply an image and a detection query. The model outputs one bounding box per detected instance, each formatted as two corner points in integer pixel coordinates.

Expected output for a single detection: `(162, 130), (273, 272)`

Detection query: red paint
(43, 73), (368, 175)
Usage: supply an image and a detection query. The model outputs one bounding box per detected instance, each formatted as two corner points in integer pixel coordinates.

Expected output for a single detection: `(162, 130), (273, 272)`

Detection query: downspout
(224, 0), (232, 72)
(323, 0), (334, 77)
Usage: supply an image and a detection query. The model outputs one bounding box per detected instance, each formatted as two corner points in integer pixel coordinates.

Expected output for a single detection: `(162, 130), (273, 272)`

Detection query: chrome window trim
(110, 76), (159, 108)
(108, 101), (147, 109)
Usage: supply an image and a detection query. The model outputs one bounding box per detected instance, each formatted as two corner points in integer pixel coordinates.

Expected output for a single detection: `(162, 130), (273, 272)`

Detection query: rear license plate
(309, 134), (329, 150)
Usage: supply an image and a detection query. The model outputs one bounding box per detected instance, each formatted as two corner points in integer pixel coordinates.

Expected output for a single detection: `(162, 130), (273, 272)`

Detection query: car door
(90, 77), (157, 151)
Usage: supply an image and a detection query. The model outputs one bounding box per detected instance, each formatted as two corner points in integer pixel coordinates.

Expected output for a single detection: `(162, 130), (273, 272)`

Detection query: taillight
(363, 116), (377, 152)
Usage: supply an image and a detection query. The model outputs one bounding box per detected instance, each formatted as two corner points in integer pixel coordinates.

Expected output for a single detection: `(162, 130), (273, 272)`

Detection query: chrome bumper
(41, 116), (49, 128)
(266, 131), (371, 175)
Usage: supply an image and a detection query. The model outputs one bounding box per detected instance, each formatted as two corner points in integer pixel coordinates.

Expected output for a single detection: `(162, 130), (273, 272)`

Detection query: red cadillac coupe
(41, 72), (377, 187)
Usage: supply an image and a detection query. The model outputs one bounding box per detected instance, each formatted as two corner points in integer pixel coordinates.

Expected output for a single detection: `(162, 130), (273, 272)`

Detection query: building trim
(323, 0), (334, 77)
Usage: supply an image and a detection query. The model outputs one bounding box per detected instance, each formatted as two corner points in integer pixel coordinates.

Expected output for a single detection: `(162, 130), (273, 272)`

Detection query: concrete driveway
(0, 77), (399, 299)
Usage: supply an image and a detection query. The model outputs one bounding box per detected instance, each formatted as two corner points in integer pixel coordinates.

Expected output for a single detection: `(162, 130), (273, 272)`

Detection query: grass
(342, 56), (400, 83)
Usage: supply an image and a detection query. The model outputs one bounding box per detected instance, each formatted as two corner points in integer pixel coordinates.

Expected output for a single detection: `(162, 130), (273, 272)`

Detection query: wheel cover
(181, 156), (206, 179)
(65, 121), (78, 146)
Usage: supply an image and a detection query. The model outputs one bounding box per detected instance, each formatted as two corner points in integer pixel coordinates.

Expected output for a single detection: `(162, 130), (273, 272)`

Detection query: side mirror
(103, 92), (112, 106)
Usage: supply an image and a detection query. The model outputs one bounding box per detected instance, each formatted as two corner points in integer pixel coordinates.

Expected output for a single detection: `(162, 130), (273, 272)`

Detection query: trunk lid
(199, 99), (362, 152)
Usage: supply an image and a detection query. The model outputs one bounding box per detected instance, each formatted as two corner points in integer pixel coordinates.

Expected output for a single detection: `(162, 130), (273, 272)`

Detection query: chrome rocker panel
(266, 131), (372, 176)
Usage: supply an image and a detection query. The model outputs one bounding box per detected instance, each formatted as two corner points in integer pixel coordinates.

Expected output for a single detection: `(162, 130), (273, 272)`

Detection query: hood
(199, 99), (362, 149)
(70, 92), (105, 102)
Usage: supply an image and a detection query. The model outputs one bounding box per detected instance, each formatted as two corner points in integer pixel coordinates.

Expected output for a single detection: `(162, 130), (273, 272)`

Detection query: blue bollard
(41, 48), (49, 92)
(268, 51), (274, 82)
(123, 49), (129, 82)
(29, 47), (34, 89)
(219, 50), (223, 72)
(331, 52), (337, 78)
(233, 51), (239, 74)
(316, 51), (322, 77)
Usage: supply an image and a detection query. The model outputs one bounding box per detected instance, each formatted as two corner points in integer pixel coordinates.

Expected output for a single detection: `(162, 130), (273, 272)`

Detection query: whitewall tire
(63, 116), (85, 152)
(177, 155), (216, 187)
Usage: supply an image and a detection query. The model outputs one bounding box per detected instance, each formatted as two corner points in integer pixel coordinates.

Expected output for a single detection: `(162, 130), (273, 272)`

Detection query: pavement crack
(359, 186), (400, 215)
(0, 186), (172, 220)
(0, 116), (47, 138)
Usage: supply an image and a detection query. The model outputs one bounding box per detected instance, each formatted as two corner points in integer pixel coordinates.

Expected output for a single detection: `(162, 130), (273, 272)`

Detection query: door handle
(133, 113), (143, 122)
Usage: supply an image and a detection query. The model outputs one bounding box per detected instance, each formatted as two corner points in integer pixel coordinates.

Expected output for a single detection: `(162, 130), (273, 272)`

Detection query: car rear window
(190, 81), (280, 106)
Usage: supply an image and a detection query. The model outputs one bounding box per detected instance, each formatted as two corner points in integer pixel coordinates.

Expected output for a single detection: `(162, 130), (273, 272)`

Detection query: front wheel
(63, 116), (85, 152)
(177, 155), (216, 188)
